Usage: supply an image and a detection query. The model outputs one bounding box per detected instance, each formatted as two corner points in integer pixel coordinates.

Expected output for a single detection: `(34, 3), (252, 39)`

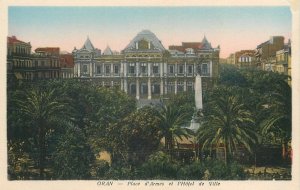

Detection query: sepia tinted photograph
(6, 4), (292, 181)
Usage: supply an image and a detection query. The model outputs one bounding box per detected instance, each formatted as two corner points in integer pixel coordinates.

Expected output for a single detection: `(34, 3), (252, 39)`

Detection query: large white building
(72, 30), (220, 100)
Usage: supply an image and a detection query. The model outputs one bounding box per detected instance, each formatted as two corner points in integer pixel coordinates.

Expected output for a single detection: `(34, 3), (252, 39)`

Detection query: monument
(189, 72), (203, 131)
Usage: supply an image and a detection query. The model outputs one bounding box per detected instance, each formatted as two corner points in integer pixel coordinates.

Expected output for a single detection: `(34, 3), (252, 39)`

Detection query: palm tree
(197, 89), (259, 165)
(17, 87), (67, 179)
(156, 103), (194, 154)
(260, 80), (291, 160)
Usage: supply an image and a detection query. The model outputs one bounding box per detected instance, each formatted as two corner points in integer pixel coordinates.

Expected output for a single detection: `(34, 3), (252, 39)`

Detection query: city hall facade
(72, 30), (220, 100)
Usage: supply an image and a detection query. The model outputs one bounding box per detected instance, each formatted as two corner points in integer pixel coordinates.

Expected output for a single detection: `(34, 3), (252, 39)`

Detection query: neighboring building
(60, 53), (74, 78)
(72, 37), (101, 78)
(168, 36), (220, 91)
(72, 30), (220, 100)
(7, 36), (33, 82)
(275, 40), (291, 85)
(95, 45), (124, 88)
(254, 36), (284, 70)
(226, 53), (235, 65)
(234, 50), (256, 68)
(31, 47), (61, 79)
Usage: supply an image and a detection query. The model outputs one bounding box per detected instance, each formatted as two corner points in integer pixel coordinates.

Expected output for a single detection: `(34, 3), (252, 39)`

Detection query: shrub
(140, 151), (179, 179)
(177, 160), (205, 180)
(203, 160), (246, 180)
(94, 160), (110, 178)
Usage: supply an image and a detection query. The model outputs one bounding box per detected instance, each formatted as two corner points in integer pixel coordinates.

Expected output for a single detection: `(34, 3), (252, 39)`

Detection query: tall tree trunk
(39, 124), (46, 179)
(165, 134), (173, 158)
(282, 140), (287, 161)
(224, 144), (227, 166)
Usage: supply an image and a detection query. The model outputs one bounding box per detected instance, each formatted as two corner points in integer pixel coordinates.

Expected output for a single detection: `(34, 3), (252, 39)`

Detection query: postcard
(1, 0), (299, 190)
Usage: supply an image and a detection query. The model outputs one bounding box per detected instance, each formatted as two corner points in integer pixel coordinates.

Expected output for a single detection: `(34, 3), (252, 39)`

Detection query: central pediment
(123, 30), (165, 53)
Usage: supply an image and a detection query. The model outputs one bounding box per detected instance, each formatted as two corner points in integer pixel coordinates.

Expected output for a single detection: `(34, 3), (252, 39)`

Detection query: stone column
(148, 63), (151, 76)
(160, 62), (163, 77)
(124, 78), (128, 93)
(160, 78), (164, 95)
(74, 64), (77, 77)
(90, 62), (93, 77)
(165, 80), (168, 94)
(111, 80), (114, 87)
(102, 63), (105, 77)
(78, 63), (81, 77)
(175, 80), (178, 94)
(184, 61), (187, 76)
(184, 79), (187, 91)
(124, 62), (127, 77)
(136, 79), (140, 100)
(148, 78), (152, 100)
(136, 62), (139, 77)
(111, 63), (114, 76)
(210, 61), (213, 77)
(164, 62), (167, 76)
(120, 61), (124, 76)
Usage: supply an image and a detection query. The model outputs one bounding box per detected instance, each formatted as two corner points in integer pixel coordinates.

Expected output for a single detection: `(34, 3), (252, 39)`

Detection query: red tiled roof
(169, 42), (204, 52)
(7, 36), (29, 45)
(60, 54), (74, 68)
(169, 45), (185, 52)
(182, 42), (202, 49)
(35, 47), (60, 54)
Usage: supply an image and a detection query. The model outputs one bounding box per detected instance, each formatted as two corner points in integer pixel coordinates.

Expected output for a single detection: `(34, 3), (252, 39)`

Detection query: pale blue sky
(8, 6), (291, 57)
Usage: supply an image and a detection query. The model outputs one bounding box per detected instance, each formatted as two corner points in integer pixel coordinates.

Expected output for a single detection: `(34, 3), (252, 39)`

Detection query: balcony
(139, 73), (148, 77)
(7, 53), (31, 58)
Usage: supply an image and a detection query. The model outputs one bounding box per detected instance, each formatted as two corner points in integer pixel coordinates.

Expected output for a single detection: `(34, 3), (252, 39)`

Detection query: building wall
(7, 36), (33, 82)
(73, 49), (218, 100)
(72, 31), (219, 100)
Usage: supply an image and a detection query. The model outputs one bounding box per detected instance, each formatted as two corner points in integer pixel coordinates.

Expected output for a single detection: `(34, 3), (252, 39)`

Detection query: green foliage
(156, 103), (194, 151)
(140, 151), (179, 179)
(7, 141), (35, 180)
(198, 86), (260, 164)
(52, 125), (94, 179)
(219, 64), (248, 87)
(103, 106), (161, 167)
(94, 160), (110, 178)
(204, 160), (246, 180)
(177, 160), (205, 180)
(7, 65), (291, 179)
(104, 166), (138, 180)
(14, 85), (69, 179)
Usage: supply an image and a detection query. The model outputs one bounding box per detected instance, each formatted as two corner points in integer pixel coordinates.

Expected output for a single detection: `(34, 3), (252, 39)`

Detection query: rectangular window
(188, 65), (193, 74)
(167, 82), (175, 93)
(129, 63), (135, 74)
(169, 65), (174, 74)
(179, 65), (184, 74)
(83, 65), (88, 73)
(97, 66), (101, 74)
(141, 63), (147, 73)
(105, 65), (110, 74)
(177, 81), (184, 92)
(187, 81), (193, 91)
(153, 63), (159, 74)
(202, 64), (208, 75)
(114, 65), (119, 74)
